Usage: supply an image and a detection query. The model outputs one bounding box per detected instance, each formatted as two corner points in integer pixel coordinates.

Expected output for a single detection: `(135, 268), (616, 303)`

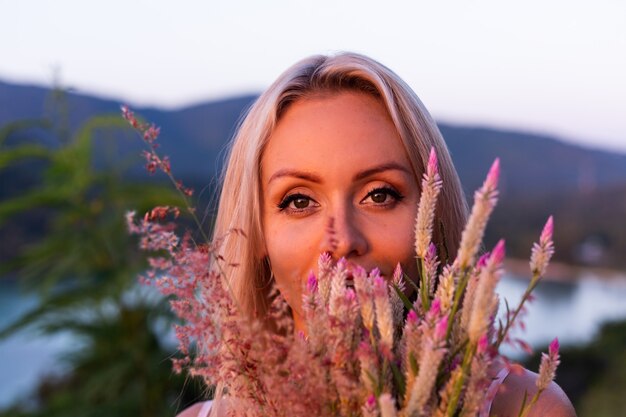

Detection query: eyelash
(277, 186), (404, 213)
(362, 186), (404, 205)
(277, 193), (315, 211)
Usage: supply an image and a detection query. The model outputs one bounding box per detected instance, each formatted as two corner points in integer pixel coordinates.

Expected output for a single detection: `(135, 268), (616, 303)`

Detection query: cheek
(375, 209), (419, 277)
(380, 230), (417, 273)
(264, 220), (320, 311)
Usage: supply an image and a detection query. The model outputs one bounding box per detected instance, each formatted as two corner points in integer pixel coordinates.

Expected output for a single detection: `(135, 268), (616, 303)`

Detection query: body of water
(496, 273), (626, 357)
(0, 283), (74, 408)
(2, 272), (626, 408)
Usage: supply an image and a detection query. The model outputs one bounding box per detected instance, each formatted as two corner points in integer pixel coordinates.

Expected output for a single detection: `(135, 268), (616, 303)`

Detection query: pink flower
(490, 239), (506, 265)
(485, 158), (500, 190)
(143, 124), (161, 143)
(414, 149), (443, 258)
(428, 298), (441, 318)
(121, 104), (138, 128)
(455, 158), (500, 269)
(427, 146), (438, 176)
(373, 275), (394, 354)
(161, 156), (171, 174)
(549, 337), (560, 357)
(306, 272), (318, 293)
(541, 216), (554, 246)
(537, 337), (560, 391)
(530, 216), (555, 276)
(123, 111), (561, 417)
(435, 315), (448, 341)
(477, 333), (489, 354)
(477, 252), (490, 268)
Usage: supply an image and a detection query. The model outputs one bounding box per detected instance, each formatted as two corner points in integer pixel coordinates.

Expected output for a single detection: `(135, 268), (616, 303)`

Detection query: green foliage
(0, 108), (205, 414)
(0, 115), (180, 334)
(0, 303), (206, 417)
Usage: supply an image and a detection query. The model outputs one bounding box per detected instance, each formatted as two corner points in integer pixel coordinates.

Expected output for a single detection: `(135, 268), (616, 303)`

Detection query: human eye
(361, 186), (404, 206)
(277, 193), (319, 213)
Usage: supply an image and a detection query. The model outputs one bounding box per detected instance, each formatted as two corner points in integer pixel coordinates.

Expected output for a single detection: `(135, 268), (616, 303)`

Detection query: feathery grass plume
(457, 286), (475, 346)
(414, 148), (443, 312)
(328, 287), (363, 416)
(403, 313), (447, 416)
(459, 253), (489, 339)
(432, 367), (464, 417)
(530, 215), (555, 277)
(414, 147), (443, 259)
(329, 258), (349, 316)
(467, 240), (505, 344)
(537, 337), (560, 391)
(357, 338), (380, 395)
(373, 273), (395, 357)
(444, 159), (500, 346)
(434, 265), (455, 313)
(424, 242), (440, 297)
(391, 264), (406, 331)
(302, 272), (327, 354)
(518, 338), (561, 417)
(496, 216), (555, 349)
(318, 251), (334, 306)
(379, 393), (398, 417)
(371, 271), (395, 395)
(362, 394), (379, 417)
(353, 265), (376, 334)
(124, 111), (564, 417)
(443, 249), (500, 417)
(330, 288), (360, 369)
(459, 335), (492, 417)
(455, 158), (500, 270)
(402, 309), (422, 404)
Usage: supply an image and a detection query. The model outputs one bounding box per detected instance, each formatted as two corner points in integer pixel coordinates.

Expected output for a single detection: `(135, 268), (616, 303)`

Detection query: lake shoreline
(504, 258), (626, 282)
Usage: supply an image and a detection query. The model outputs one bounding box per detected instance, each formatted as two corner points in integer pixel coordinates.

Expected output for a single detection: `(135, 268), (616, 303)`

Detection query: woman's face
(260, 91), (420, 332)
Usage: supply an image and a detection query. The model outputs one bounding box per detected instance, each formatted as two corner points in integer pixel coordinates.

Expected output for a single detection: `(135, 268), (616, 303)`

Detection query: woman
(178, 52), (576, 417)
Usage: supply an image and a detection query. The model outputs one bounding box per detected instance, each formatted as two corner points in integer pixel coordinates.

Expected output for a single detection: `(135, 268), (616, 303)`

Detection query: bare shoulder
(176, 402), (207, 417)
(491, 364), (577, 417)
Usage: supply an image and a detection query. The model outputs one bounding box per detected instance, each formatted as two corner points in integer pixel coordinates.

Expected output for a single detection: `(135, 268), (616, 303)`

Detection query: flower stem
(445, 340), (476, 416)
(445, 268), (470, 341)
(495, 271), (540, 349)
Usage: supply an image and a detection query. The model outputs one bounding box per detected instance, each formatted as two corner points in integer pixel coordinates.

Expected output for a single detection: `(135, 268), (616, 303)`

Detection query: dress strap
(479, 365), (510, 417)
(198, 400), (213, 417)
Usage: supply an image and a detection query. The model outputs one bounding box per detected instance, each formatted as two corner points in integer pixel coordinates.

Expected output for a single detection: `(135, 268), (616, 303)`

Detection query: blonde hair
(212, 52), (468, 322)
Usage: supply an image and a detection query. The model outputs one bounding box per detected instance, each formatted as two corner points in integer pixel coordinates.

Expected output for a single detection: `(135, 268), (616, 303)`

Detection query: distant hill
(2, 79), (626, 194)
(0, 80), (257, 180)
(2, 79), (625, 269)
(440, 125), (626, 197)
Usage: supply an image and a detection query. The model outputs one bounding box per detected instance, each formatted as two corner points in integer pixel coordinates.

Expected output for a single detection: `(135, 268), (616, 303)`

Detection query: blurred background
(1, 1), (625, 416)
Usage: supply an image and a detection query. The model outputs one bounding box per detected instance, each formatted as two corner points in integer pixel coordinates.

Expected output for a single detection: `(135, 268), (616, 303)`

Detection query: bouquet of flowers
(123, 107), (560, 417)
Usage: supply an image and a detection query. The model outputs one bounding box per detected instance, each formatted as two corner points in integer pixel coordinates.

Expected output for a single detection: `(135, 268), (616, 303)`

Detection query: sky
(1, 0), (625, 153)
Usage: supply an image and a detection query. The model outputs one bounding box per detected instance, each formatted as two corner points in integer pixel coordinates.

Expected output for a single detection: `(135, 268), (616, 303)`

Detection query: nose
(320, 209), (369, 260)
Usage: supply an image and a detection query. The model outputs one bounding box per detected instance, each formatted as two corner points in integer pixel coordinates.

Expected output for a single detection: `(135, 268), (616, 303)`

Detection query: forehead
(261, 91), (412, 181)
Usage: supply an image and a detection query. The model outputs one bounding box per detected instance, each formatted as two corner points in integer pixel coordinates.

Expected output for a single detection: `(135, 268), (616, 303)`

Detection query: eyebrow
(268, 169), (323, 184)
(267, 162), (412, 184)
(352, 162), (412, 181)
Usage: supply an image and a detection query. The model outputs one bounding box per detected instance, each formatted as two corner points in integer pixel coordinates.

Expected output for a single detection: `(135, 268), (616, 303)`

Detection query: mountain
(0, 80), (257, 180)
(440, 125), (626, 197)
(2, 79), (625, 195)
(2, 79), (625, 268)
